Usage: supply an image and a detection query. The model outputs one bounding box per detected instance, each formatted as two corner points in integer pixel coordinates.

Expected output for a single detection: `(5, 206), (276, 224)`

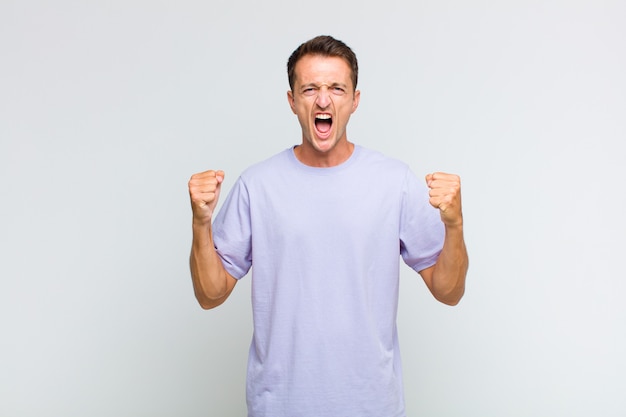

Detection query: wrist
(192, 214), (213, 228)
(443, 221), (464, 233)
(192, 218), (214, 241)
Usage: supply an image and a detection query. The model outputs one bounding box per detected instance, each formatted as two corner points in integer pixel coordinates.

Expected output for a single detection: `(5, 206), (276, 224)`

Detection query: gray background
(1, 0), (625, 416)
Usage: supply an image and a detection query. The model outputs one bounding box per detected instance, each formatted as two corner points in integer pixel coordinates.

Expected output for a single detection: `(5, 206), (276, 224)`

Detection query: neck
(294, 140), (355, 168)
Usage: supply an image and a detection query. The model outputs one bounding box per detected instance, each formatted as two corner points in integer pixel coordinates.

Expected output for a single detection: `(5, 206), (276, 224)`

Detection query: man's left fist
(426, 172), (463, 227)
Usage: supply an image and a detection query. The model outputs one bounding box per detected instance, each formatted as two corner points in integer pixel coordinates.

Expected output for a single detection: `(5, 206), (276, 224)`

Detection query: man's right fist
(188, 170), (225, 224)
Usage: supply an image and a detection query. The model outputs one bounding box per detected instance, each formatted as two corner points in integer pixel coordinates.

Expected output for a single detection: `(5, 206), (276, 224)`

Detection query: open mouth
(315, 114), (333, 135)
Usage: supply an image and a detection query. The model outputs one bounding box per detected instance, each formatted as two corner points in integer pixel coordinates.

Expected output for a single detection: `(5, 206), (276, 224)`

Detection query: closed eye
(302, 87), (318, 97)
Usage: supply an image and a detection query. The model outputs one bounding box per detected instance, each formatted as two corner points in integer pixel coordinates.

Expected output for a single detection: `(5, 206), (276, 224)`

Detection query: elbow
(435, 288), (465, 306)
(431, 260), (468, 306)
(195, 288), (228, 310)
(439, 297), (463, 307)
(195, 292), (214, 310)
(197, 298), (222, 310)
(193, 273), (235, 310)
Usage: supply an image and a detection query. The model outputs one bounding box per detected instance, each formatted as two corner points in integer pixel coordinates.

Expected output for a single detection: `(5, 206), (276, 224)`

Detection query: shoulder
(354, 145), (412, 177)
(238, 148), (293, 182)
(354, 147), (431, 199)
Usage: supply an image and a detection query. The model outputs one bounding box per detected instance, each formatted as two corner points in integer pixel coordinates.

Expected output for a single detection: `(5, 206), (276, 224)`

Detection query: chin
(313, 141), (338, 153)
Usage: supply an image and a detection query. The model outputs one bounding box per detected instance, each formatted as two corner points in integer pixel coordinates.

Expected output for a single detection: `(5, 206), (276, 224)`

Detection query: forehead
(293, 54), (353, 87)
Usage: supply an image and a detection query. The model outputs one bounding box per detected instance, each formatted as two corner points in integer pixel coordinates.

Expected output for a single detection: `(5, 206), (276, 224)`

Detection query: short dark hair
(287, 35), (359, 92)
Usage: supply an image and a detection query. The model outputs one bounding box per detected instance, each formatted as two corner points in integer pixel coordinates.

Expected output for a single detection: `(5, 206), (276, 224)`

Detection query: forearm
(189, 222), (236, 309)
(430, 225), (468, 305)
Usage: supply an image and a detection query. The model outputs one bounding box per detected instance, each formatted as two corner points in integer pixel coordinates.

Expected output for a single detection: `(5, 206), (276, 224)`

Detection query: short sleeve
(212, 177), (253, 279)
(399, 169), (445, 272)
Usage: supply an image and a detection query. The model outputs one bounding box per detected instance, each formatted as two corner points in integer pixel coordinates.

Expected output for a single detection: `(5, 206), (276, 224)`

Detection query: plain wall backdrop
(1, 0), (625, 416)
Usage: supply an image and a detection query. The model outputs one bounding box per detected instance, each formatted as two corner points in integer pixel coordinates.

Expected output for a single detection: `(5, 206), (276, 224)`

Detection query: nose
(315, 85), (331, 109)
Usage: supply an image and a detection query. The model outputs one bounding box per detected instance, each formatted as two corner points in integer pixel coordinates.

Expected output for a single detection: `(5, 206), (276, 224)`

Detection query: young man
(188, 35), (468, 417)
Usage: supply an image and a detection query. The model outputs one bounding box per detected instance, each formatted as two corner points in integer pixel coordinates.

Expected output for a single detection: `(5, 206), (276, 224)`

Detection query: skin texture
(188, 53), (468, 308)
(420, 172), (468, 305)
(188, 169), (236, 309)
(286, 54), (360, 167)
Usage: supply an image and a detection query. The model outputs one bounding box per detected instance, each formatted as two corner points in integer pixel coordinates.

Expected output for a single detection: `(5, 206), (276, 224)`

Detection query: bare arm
(188, 170), (237, 309)
(419, 172), (469, 306)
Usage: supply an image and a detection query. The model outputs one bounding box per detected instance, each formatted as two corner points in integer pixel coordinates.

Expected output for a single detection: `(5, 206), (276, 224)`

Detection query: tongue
(316, 120), (332, 134)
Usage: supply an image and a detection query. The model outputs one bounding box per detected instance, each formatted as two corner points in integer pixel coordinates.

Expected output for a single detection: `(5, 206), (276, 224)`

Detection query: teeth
(315, 114), (331, 120)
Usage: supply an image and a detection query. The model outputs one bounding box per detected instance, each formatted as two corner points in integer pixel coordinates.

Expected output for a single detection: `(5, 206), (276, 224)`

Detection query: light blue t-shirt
(212, 145), (444, 417)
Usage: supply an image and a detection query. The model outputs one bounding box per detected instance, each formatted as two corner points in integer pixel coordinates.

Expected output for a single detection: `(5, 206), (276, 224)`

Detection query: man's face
(287, 54), (360, 158)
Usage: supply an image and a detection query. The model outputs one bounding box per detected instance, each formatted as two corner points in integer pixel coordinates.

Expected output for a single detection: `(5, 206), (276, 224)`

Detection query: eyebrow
(300, 82), (348, 89)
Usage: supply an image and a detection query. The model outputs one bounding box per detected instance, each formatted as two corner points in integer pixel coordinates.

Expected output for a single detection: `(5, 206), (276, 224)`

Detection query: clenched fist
(188, 170), (225, 225)
(425, 172), (463, 228)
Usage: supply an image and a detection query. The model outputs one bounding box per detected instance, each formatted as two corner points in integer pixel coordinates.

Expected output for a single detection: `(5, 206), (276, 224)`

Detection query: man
(188, 35), (468, 417)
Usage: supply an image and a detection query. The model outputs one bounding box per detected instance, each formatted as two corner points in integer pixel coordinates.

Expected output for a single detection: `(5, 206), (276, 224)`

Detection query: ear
(287, 90), (297, 114)
(351, 89), (361, 114)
